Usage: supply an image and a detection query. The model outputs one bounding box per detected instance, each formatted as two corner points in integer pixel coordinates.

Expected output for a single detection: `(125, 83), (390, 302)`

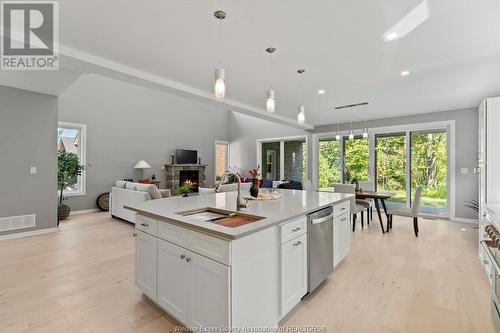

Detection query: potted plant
(57, 151), (85, 221)
(248, 168), (260, 198)
(178, 181), (193, 197)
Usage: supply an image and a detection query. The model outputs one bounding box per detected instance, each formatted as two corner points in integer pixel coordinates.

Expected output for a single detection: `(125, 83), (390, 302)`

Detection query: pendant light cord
(218, 19), (222, 66)
(269, 53), (273, 90)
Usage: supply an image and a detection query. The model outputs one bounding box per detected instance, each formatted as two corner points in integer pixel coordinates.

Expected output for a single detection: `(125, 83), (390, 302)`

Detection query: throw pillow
(138, 179), (151, 184)
(159, 189), (171, 198)
(126, 182), (138, 191)
(199, 187), (216, 195)
(115, 180), (128, 188)
(136, 183), (162, 200)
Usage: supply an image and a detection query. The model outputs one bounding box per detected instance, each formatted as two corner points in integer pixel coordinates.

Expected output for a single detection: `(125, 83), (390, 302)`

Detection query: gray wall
(0, 86), (58, 235)
(314, 108), (479, 220)
(59, 74), (230, 211)
(228, 112), (309, 176)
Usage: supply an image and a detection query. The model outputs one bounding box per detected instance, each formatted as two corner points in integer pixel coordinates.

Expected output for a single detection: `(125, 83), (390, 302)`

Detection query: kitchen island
(126, 189), (352, 332)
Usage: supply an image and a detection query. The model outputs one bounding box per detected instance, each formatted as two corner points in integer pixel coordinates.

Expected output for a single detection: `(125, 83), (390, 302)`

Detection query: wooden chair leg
(386, 215), (391, 232)
(367, 208), (370, 225)
(352, 214), (356, 232)
(413, 217), (419, 237)
(390, 214), (393, 229)
(371, 207), (373, 221)
(361, 211), (364, 228)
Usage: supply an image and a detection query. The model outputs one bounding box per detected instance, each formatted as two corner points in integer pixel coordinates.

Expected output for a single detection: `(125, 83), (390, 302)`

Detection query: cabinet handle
(180, 254), (186, 260)
(293, 241), (302, 246)
(140, 223), (149, 227)
(133, 233), (137, 237)
(292, 227), (301, 232)
(186, 257), (191, 262)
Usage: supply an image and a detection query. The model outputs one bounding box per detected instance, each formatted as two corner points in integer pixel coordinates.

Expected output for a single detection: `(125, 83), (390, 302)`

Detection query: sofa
(110, 180), (171, 223)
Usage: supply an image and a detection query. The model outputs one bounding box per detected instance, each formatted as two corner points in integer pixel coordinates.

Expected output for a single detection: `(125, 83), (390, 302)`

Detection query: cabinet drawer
(189, 231), (230, 266)
(136, 215), (158, 236)
(158, 221), (189, 248)
(280, 216), (307, 244)
(333, 201), (350, 217)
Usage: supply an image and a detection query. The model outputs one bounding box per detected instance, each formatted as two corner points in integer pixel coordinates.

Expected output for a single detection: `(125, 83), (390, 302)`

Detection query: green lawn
(379, 189), (446, 207)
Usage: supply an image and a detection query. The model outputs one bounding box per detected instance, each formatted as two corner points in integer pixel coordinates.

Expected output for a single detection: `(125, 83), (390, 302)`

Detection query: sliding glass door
(318, 139), (342, 188)
(410, 130), (448, 215)
(316, 124), (450, 217)
(262, 142), (281, 181)
(344, 136), (369, 183)
(375, 133), (406, 207)
(259, 137), (308, 182)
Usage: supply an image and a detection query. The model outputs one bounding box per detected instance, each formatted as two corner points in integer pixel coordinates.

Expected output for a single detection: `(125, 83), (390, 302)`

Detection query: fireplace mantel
(164, 164), (207, 195)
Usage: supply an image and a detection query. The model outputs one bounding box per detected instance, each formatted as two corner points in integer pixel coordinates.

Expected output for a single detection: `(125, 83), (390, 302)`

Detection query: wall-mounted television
(176, 149), (198, 164)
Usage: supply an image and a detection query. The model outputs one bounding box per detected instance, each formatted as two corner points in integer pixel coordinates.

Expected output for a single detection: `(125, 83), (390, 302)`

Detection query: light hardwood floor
(0, 212), (495, 333)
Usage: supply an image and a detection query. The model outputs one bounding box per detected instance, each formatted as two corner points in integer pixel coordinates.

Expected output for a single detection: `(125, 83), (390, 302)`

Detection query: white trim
(70, 208), (100, 216)
(58, 121), (87, 197)
(312, 119), (455, 219)
(0, 227), (59, 241)
(257, 135), (309, 181)
(451, 217), (478, 224)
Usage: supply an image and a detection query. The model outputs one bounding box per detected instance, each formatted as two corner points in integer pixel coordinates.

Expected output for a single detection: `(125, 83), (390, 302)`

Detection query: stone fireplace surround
(164, 164), (207, 195)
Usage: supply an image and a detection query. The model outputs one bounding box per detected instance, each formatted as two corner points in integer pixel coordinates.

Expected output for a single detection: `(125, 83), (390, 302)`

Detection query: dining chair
(386, 186), (422, 237)
(357, 181), (374, 223)
(332, 183), (366, 231)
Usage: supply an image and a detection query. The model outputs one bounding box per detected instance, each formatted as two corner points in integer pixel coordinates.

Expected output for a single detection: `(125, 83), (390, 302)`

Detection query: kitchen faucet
(217, 172), (248, 211)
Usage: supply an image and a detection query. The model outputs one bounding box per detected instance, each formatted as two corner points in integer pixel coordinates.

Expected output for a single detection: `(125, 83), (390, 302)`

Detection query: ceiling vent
(334, 102), (369, 110)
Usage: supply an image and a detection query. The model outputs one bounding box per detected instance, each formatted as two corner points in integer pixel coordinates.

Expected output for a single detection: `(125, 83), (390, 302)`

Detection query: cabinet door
(280, 233), (308, 316)
(158, 239), (190, 323)
(189, 251), (230, 329)
(333, 217), (342, 268)
(135, 230), (157, 301)
(341, 214), (351, 256)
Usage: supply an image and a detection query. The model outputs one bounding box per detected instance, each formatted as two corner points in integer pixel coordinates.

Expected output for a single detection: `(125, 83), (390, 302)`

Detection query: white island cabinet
(333, 201), (351, 268)
(128, 189), (352, 331)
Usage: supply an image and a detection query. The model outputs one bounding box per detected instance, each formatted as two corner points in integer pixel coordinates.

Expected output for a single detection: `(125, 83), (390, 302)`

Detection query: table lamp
(134, 160), (151, 179)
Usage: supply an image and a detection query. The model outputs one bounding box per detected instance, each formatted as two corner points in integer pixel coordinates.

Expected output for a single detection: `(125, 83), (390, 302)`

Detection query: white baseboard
(70, 208), (100, 215)
(451, 217), (478, 224)
(0, 227), (59, 241)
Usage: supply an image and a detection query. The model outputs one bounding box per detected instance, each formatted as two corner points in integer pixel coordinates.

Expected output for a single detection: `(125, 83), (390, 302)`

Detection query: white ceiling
(58, 0), (500, 126)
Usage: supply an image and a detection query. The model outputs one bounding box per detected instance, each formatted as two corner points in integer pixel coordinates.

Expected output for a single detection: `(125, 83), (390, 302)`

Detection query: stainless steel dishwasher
(307, 206), (334, 292)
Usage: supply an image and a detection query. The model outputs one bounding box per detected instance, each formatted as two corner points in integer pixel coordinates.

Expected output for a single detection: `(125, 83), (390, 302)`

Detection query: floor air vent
(0, 214), (36, 231)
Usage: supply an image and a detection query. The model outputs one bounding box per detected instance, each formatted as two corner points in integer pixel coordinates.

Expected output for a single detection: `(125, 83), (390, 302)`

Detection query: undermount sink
(176, 207), (264, 228)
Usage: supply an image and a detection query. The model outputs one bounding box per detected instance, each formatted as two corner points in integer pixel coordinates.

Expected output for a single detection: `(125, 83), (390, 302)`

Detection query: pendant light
(214, 10), (226, 99)
(335, 122), (341, 141)
(363, 120), (369, 139)
(349, 119), (354, 141)
(297, 69), (306, 124)
(265, 47), (276, 112)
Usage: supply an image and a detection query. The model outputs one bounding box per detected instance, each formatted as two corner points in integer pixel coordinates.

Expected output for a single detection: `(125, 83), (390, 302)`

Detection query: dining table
(355, 190), (394, 234)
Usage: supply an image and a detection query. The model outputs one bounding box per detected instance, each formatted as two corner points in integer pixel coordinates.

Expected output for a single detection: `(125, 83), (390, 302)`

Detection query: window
(58, 122), (86, 196)
(215, 141), (230, 181)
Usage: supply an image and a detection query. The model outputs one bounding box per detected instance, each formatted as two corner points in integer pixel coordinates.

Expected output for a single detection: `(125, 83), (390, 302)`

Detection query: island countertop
(125, 189), (352, 240)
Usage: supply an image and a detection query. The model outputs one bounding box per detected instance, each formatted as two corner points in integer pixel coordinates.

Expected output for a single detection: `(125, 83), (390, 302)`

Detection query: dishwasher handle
(311, 213), (334, 224)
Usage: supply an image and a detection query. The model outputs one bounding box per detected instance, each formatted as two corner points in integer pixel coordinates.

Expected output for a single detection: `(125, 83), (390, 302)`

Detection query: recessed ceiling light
(401, 70), (410, 76)
(318, 89), (326, 95)
(384, 32), (398, 41)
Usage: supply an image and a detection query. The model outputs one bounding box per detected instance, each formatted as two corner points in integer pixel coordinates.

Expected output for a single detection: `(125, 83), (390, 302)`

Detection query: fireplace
(179, 170), (199, 192)
(164, 164), (206, 195)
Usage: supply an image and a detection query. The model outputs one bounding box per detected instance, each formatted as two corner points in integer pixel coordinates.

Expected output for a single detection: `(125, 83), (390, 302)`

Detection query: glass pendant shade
(266, 89), (276, 112)
(349, 131), (354, 140)
(297, 105), (305, 124)
(363, 130), (369, 139)
(335, 133), (341, 141)
(214, 66), (226, 99)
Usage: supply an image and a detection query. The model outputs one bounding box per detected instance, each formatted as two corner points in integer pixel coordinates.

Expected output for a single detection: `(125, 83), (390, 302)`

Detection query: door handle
(311, 213), (333, 224)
